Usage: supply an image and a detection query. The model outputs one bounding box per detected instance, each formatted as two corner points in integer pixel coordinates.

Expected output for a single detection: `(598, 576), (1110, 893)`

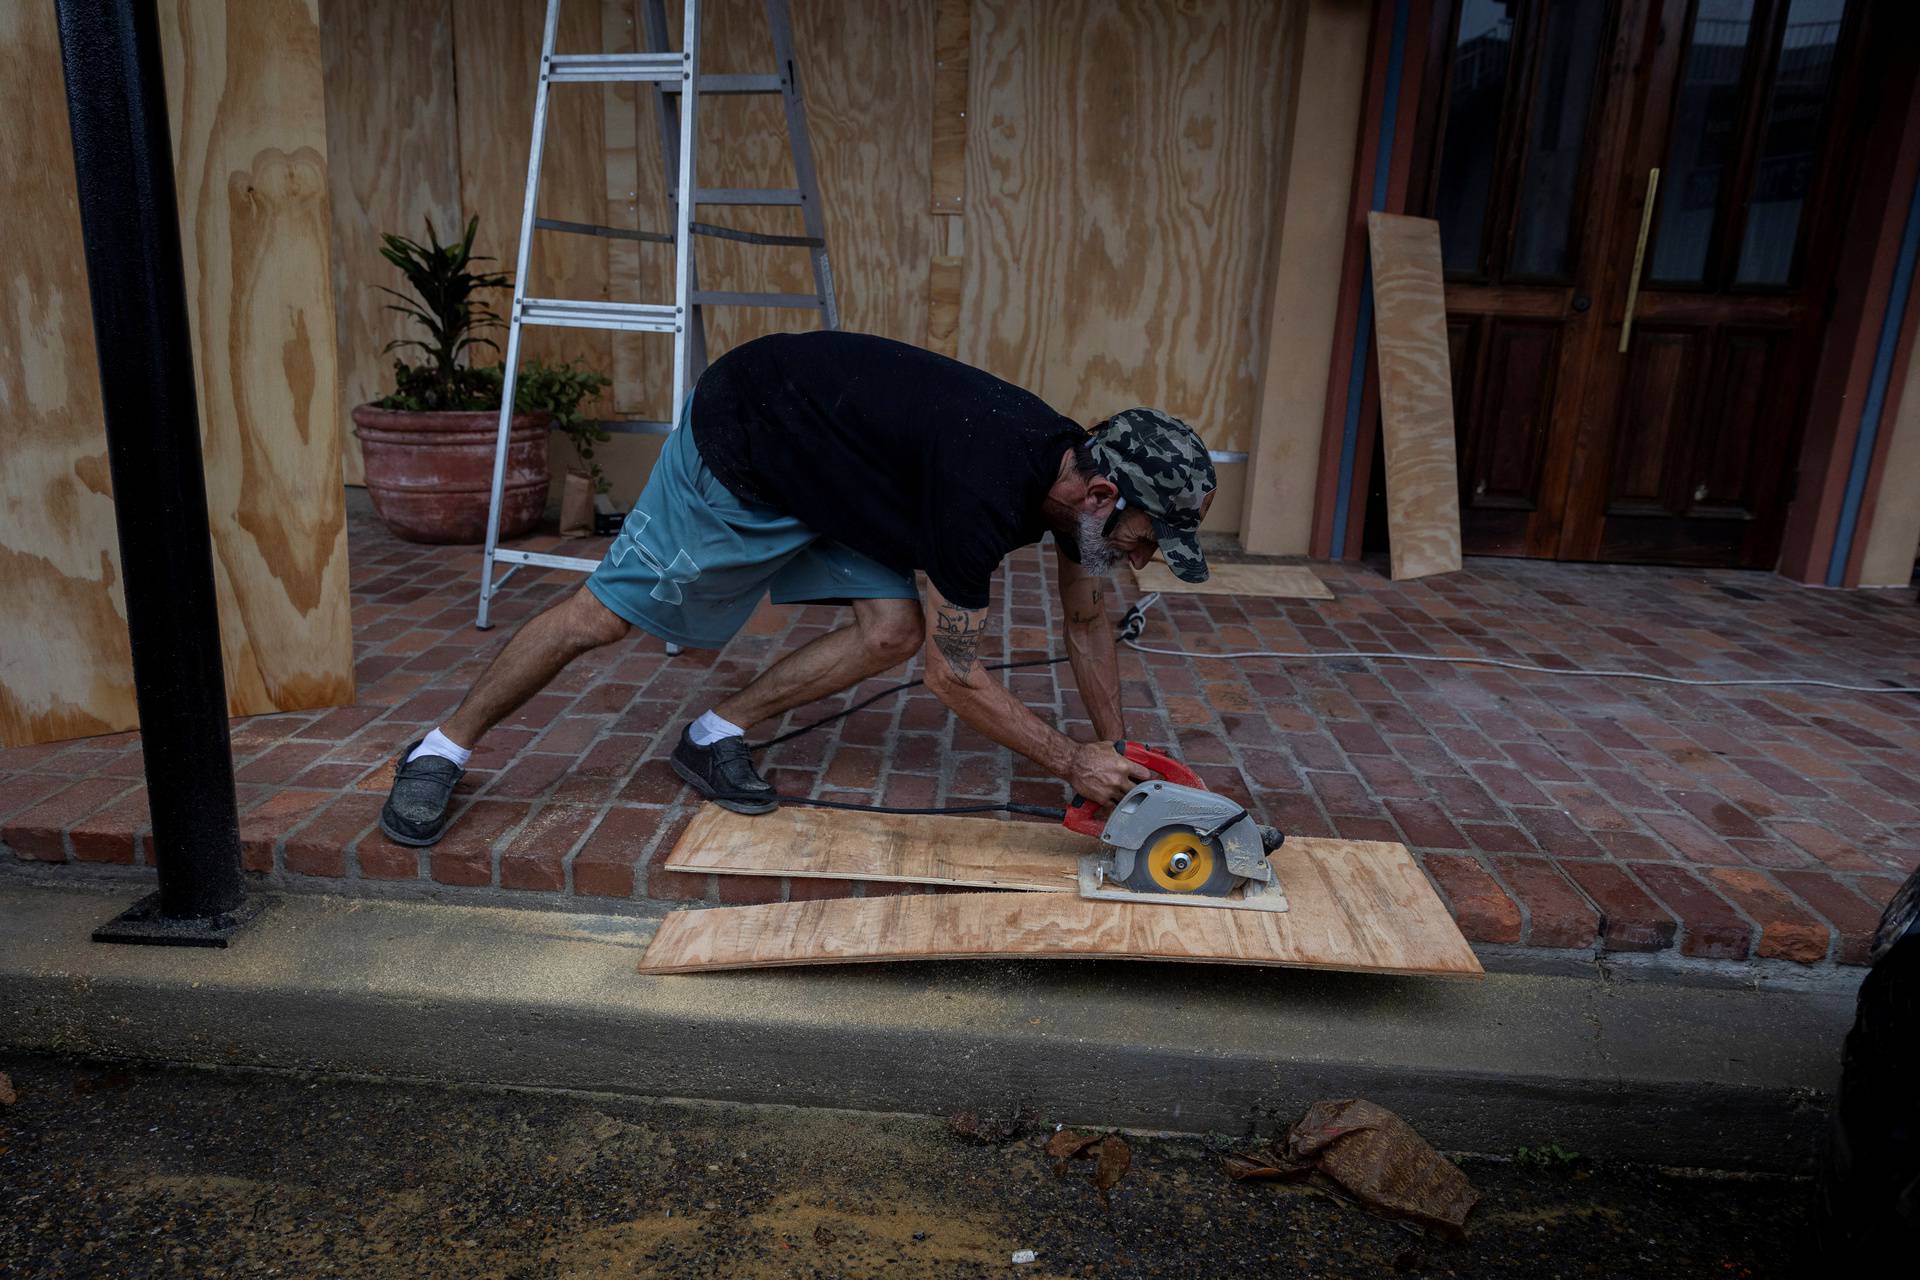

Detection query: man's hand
(1068, 741), (1152, 807)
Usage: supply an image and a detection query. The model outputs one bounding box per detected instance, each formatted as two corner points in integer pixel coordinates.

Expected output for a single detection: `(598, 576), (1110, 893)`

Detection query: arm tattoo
(933, 605), (984, 678)
(1068, 585), (1104, 627)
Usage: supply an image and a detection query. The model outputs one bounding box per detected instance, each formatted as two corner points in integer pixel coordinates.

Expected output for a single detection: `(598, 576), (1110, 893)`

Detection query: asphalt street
(0, 1053), (1812, 1279)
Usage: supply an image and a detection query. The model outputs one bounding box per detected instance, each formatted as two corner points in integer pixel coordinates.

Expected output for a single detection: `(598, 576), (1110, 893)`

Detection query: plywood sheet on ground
(667, 804), (1082, 890)
(1132, 560), (1331, 600)
(645, 810), (1480, 978)
(1367, 213), (1462, 581)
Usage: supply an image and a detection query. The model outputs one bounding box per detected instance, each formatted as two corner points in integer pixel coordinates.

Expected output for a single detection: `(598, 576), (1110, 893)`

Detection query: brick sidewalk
(4, 502), (1917, 967)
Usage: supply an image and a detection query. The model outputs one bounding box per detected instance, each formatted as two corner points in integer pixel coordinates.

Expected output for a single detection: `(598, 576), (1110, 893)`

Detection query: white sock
(408, 727), (472, 768)
(689, 709), (745, 746)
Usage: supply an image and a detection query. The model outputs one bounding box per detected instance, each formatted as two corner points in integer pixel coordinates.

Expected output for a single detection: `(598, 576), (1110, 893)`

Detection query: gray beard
(1075, 510), (1119, 575)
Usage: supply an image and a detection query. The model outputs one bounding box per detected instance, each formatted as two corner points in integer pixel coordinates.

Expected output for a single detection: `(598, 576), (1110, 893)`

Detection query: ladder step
(494, 548), (604, 573)
(518, 298), (679, 334)
(691, 290), (824, 310)
(695, 187), (804, 206)
(663, 73), (783, 94)
(535, 217), (672, 245)
(546, 52), (686, 83)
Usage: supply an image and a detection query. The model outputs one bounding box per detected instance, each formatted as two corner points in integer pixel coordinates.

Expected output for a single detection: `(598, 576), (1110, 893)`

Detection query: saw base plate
(1077, 855), (1290, 913)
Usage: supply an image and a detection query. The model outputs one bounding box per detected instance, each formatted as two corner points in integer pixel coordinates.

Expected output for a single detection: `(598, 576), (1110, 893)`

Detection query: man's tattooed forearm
(933, 606), (983, 678)
(1068, 585), (1105, 626)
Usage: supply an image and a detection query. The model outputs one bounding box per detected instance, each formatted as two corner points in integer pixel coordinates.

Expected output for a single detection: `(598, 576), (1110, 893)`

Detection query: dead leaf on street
(812, 1224), (835, 1246)
(1092, 1135), (1132, 1203)
(1044, 1129), (1101, 1160)
(0, 1072), (15, 1107)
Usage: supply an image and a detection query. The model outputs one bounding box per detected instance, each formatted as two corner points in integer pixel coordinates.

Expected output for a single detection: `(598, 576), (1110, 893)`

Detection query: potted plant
(351, 217), (609, 545)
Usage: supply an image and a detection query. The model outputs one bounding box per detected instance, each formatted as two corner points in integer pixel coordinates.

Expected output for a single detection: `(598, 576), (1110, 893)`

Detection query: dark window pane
(1508, 0), (1608, 279)
(1435, 0), (1516, 276)
(1735, 0), (1846, 285)
(1649, 0), (1757, 283)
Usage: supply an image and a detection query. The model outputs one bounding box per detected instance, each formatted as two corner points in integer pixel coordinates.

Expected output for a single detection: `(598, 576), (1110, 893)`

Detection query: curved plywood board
(647, 806), (1481, 979)
(667, 803), (1083, 890)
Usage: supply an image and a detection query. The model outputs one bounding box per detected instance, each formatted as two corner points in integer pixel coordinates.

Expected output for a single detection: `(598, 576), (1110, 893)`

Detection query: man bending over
(379, 330), (1217, 847)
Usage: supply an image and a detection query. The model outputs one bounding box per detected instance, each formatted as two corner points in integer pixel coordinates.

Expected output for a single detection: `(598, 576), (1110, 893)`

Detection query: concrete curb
(1, 883), (1855, 1171)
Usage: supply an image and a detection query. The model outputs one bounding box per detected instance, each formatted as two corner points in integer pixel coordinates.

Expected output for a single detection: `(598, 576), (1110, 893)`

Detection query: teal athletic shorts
(584, 399), (919, 649)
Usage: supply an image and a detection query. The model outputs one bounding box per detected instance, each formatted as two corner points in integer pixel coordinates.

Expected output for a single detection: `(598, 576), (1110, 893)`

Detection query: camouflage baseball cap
(1086, 408), (1216, 582)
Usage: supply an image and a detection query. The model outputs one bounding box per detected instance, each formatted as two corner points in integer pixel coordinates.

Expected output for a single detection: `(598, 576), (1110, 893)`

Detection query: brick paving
(4, 501), (1918, 968)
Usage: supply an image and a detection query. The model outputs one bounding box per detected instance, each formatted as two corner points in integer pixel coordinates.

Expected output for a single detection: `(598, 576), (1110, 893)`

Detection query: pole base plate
(91, 891), (268, 948)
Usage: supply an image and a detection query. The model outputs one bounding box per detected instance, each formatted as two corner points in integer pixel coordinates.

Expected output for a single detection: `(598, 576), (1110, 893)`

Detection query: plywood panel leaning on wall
(961, 0), (1297, 461)
(0, 3), (140, 745)
(1366, 213), (1462, 581)
(318, 0), (464, 485)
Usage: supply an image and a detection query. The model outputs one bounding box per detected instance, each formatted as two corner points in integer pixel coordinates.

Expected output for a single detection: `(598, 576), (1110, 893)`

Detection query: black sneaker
(670, 725), (777, 815)
(378, 739), (465, 847)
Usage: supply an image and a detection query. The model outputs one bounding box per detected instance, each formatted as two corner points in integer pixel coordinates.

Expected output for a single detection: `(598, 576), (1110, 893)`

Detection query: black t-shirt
(691, 331), (1084, 610)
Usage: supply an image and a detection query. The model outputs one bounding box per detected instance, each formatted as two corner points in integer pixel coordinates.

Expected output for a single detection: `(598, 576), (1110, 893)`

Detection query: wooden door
(1429, 0), (1861, 566)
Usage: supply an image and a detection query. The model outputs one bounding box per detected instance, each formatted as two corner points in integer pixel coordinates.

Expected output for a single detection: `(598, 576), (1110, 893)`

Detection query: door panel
(1606, 328), (1702, 512)
(1474, 320), (1562, 507)
(1571, 0), (1853, 565)
(1423, 0), (1859, 567)
(1431, 0), (1617, 556)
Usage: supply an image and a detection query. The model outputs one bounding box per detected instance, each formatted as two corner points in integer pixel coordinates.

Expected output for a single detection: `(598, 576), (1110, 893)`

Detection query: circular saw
(1063, 743), (1288, 913)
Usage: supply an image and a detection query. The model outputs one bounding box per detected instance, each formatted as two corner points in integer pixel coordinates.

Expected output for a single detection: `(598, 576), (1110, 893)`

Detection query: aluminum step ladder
(476, 0), (838, 629)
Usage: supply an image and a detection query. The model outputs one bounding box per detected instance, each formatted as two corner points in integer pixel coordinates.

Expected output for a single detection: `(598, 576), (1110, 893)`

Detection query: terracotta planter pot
(352, 405), (552, 545)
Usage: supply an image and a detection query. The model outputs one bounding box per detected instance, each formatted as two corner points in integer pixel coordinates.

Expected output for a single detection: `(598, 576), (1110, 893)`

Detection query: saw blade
(1120, 824), (1244, 897)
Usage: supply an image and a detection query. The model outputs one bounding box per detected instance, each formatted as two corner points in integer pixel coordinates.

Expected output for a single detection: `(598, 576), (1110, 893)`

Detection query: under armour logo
(606, 511), (700, 605)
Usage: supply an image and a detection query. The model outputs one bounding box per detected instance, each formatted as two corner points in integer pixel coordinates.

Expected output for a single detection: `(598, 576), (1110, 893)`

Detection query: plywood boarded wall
(0, 0), (354, 747)
(0, 3), (137, 745)
(960, 0), (1296, 456)
(319, 0), (465, 484)
(318, 0), (1298, 495)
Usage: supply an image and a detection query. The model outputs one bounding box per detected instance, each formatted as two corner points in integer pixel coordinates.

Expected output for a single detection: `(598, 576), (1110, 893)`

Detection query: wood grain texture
(959, 0), (1297, 456)
(318, 0), (463, 483)
(451, 0), (611, 375)
(1131, 559), (1331, 599)
(926, 254), (963, 358)
(667, 804), (1083, 890)
(639, 835), (1482, 978)
(163, 0), (355, 716)
(1367, 213), (1463, 581)
(1, 0), (355, 747)
(0, 2), (139, 744)
(930, 0), (969, 214)
(650, 804), (1479, 978)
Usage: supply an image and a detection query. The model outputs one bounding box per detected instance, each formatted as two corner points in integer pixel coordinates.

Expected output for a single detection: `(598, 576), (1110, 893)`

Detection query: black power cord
(750, 599), (1158, 820)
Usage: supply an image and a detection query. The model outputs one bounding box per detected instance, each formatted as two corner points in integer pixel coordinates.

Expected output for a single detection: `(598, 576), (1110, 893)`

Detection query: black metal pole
(54, 0), (255, 946)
